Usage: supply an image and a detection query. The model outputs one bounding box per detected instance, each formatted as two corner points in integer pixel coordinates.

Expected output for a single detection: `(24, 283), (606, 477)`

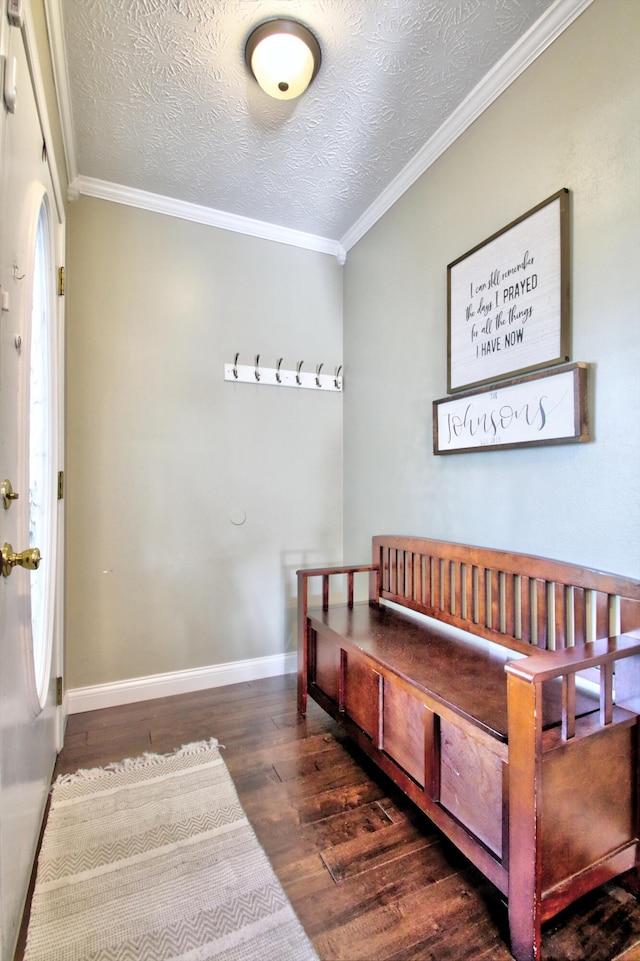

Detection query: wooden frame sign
(433, 362), (589, 455)
(447, 189), (570, 393)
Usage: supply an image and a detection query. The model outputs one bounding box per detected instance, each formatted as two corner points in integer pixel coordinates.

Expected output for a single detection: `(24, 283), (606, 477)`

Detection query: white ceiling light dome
(245, 19), (322, 101)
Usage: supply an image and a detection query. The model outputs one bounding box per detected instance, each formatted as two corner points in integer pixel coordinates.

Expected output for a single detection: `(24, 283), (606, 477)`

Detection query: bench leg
(297, 628), (308, 716)
(507, 672), (543, 961)
(297, 575), (309, 716)
(508, 900), (542, 961)
(297, 674), (307, 716)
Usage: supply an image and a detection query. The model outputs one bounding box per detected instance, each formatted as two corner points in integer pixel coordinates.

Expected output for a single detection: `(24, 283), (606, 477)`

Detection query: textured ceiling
(57, 0), (556, 243)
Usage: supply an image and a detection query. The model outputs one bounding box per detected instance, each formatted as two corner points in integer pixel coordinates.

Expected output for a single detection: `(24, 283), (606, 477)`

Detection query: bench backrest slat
(373, 536), (640, 655)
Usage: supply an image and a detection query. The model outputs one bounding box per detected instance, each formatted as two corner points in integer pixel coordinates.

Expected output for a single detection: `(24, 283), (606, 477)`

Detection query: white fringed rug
(24, 739), (319, 961)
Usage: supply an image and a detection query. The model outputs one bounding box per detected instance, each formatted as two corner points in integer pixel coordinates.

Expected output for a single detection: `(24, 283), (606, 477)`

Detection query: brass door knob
(1, 543), (41, 577)
(1, 479), (19, 510)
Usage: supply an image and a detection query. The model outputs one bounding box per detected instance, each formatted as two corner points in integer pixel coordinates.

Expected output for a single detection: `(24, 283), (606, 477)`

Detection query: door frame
(22, 0), (67, 743)
(52, 216), (65, 749)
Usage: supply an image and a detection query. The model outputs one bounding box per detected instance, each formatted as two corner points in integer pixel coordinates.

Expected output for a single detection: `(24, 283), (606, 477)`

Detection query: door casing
(0, 3), (66, 956)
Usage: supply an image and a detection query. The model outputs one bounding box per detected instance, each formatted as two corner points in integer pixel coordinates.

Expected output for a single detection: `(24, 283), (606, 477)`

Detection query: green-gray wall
(66, 200), (343, 688)
(343, 0), (640, 578)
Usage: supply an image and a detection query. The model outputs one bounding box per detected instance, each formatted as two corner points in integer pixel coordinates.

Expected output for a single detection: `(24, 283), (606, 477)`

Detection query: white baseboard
(67, 652), (297, 714)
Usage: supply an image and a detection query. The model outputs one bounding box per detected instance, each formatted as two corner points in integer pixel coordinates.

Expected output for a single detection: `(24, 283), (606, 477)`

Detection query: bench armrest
(506, 632), (640, 741)
(505, 632), (640, 683)
(297, 563), (380, 715)
(296, 563), (378, 578)
(297, 563), (380, 611)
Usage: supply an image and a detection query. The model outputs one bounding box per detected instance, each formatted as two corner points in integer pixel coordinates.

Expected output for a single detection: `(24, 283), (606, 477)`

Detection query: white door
(0, 8), (65, 958)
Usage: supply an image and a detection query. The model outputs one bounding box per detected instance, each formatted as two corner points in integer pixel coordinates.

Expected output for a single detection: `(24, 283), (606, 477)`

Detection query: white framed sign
(447, 189), (570, 393)
(433, 363), (589, 455)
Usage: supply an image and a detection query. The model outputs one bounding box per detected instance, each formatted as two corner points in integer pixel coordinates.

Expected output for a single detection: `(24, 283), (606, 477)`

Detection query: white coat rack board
(224, 355), (342, 392)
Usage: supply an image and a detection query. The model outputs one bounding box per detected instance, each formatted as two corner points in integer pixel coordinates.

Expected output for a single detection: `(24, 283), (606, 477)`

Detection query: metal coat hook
(224, 356), (341, 391)
(12, 264), (25, 281)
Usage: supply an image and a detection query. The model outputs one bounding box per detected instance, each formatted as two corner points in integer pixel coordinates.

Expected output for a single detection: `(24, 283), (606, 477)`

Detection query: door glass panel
(29, 198), (56, 709)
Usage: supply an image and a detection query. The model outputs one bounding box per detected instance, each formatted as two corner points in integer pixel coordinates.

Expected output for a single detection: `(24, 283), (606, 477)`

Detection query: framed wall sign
(433, 362), (589, 455)
(447, 189), (570, 393)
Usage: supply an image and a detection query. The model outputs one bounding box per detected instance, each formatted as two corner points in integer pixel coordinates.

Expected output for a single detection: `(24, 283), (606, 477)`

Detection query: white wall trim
(71, 175), (347, 262)
(22, 1), (66, 223)
(339, 0), (595, 253)
(67, 652), (297, 714)
(43, 0), (77, 190)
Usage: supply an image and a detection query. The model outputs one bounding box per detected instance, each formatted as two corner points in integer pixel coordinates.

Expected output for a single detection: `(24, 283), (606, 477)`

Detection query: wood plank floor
(15, 674), (640, 961)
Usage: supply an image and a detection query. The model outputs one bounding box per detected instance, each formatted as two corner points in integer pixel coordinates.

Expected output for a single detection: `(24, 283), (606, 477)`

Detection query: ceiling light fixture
(245, 19), (321, 101)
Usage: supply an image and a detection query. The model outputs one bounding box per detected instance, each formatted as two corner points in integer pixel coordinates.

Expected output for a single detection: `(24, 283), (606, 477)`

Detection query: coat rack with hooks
(224, 355), (343, 392)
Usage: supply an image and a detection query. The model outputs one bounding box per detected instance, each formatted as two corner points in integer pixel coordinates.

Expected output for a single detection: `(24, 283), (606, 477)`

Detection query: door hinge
(57, 470), (64, 500)
(56, 676), (63, 706)
(57, 266), (65, 296)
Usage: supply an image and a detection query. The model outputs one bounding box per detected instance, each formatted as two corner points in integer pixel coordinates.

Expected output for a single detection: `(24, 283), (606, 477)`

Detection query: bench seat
(307, 601), (598, 741)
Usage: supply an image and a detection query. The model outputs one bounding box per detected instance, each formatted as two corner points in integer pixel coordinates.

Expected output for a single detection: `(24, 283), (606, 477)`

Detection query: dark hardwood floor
(15, 674), (640, 961)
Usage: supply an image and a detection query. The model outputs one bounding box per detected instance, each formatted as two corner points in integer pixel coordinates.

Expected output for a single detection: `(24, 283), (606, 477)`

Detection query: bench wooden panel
(297, 536), (640, 961)
(381, 680), (426, 787)
(343, 648), (379, 739)
(439, 717), (504, 857)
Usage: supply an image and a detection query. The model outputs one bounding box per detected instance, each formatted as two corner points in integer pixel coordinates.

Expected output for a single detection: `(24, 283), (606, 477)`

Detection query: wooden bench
(297, 536), (640, 961)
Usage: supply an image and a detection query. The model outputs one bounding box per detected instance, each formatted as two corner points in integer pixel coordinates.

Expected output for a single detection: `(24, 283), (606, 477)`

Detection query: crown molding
(71, 175), (347, 262)
(339, 0), (595, 253)
(49, 0), (592, 262)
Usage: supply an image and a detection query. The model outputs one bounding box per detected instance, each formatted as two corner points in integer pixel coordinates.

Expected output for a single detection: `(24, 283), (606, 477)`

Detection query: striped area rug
(25, 738), (319, 961)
